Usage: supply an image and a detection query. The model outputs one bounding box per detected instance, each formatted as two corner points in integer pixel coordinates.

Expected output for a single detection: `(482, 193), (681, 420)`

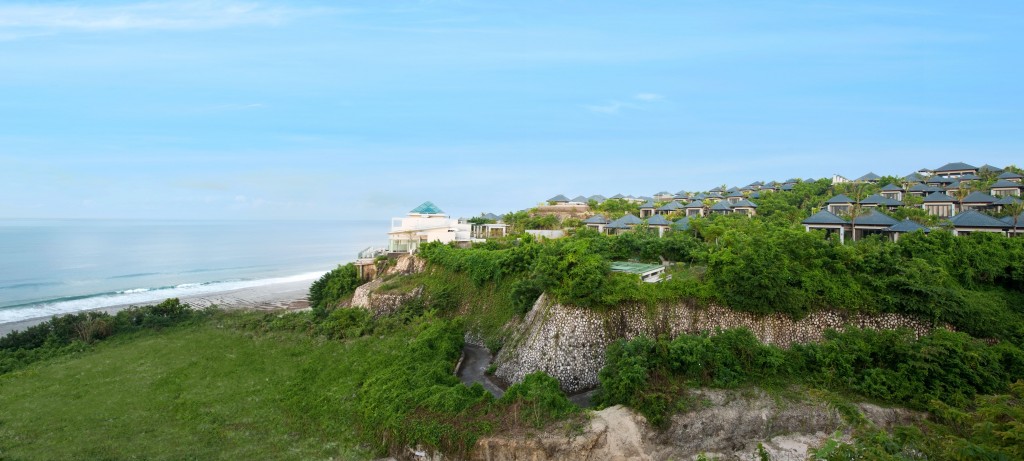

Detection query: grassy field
(0, 318), (396, 460)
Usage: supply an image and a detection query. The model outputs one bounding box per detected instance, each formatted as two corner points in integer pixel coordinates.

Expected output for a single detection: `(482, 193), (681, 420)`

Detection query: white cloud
(583, 101), (628, 115)
(584, 92), (665, 114)
(0, 1), (329, 33)
(634, 93), (664, 101)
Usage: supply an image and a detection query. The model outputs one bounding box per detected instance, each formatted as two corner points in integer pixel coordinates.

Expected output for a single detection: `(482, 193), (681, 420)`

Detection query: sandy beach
(0, 278), (313, 337)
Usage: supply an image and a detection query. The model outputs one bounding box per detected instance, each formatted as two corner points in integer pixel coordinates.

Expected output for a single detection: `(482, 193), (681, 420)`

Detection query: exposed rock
(350, 254), (426, 316)
(427, 389), (921, 461)
(495, 295), (943, 393)
(470, 405), (649, 461)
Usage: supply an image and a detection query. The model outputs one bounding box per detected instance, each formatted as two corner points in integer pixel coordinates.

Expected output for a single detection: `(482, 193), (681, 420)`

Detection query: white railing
(358, 246), (387, 259)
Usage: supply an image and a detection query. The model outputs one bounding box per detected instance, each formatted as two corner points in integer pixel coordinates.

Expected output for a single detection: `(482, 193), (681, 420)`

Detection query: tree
(844, 181), (870, 242)
(1004, 200), (1024, 238)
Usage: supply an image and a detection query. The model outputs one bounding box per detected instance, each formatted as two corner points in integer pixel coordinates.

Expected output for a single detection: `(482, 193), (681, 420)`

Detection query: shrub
(309, 263), (363, 317)
(498, 372), (578, 428)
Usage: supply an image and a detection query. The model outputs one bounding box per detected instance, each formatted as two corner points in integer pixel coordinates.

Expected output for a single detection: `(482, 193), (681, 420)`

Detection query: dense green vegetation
(595, 328), (1024, 425)
(0, 298), (579, 460)
(308, 262), (363, 316)
(5, 175), (1024, 459)
(0, 298), (212, 374)
(420, 216), (1024, 344)
(594, 327), (1024, 458)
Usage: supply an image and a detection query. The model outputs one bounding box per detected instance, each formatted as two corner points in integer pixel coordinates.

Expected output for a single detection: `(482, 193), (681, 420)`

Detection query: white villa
(388, 201), (474, 253)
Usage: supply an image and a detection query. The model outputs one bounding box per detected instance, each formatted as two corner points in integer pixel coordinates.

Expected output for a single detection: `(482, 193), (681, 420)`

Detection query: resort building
(388, 202), (473, 254)
(948, 211), (1009, 236)
(923, 192), (957, 217)
(932, 162), (978, 178)
(990, 180), (1023, 197)
(825, 194), (855, 215)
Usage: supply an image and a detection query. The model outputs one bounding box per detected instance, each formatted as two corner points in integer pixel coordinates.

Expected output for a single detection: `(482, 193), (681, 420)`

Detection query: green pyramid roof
(410, 201), (445, 214)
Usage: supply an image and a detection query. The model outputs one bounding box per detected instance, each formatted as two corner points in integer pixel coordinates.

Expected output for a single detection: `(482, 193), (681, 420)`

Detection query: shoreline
(0, 278), (313, 337)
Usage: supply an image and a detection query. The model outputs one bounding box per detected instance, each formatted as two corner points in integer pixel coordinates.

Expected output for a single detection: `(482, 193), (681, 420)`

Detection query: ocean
(0, 219), (387, 324)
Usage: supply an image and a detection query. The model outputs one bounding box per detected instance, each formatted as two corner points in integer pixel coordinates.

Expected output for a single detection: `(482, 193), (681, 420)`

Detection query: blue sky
(1, 1), (1022, 220)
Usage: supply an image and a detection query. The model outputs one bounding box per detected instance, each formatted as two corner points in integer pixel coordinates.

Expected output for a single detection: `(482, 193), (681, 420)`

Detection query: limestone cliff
(494, 294), (939, 393)
(395, 389), (920, 461)
(350, 254), (426, 316)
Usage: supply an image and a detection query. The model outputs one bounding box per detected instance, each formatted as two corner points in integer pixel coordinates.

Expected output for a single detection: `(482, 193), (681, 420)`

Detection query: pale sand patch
(0, 278), (313, 337)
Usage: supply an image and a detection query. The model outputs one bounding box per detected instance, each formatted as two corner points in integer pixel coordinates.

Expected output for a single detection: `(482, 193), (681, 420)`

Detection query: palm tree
(951, 183), (974, 214)
(845, 182), (870, 242)
(1005, 200), (1024, 238)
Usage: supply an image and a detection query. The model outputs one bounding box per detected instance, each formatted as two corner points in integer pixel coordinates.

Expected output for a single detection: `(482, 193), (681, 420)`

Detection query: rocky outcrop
(471, 405), (648, 461)
(432, 389), (919, 461)
(350, 254), (426, 316)
(495, 295), (940, 393)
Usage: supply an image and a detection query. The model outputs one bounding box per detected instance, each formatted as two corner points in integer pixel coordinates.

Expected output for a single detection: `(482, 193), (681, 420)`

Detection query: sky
(1, 0), (1022, 221)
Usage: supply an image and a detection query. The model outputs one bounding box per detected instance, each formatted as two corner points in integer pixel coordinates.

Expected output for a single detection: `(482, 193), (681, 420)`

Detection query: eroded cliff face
(397, 390), (920, 461)
(350, 254), (426, 316)
(494, 294), (939, 394)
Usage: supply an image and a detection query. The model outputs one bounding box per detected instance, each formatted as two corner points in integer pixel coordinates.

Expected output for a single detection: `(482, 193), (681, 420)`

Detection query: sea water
(0, 219), (387, 324)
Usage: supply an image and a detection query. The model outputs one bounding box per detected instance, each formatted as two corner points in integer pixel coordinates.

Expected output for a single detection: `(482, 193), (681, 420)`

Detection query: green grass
(0, 317), (400, 460)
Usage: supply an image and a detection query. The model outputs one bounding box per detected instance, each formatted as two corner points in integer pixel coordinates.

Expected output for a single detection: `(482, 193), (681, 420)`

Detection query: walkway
(456, 344), (595, 408)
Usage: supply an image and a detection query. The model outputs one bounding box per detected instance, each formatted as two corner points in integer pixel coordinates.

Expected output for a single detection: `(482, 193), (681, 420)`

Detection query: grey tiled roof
(583, 214), (609, 224)
(990, 179), (1023, 189)
(604, 219), (630, 229)
(1001, 214), (1024, 228)
(825, 194), (855, 204)
(657, 201), (684, 211)
(710, 201), (732, 211)
(933, 162), (977, 172)
(860, 194), (902, 206)
(856, 172), (881, 181)
(979, 164), (1004, 174)
(732, 199), (758, 208)
(548, 194), (570, 202)
(997, 171), (1023, 180)
(851, 209), (899, 227)
(885, 219), (930, 233)
(589, 194), (607, 202)
(639, 200), (656, 209)
(571, 195), (589, 203)
(948, 210), (1008, 228)
(960, 191), (997, 204)
(880, 183), (904, 191)
(909, 183), (941, 193)
(903, 172), (926, 182)
(672, 217), (691, 230)
(923, 192), (956, 203)
(685, 200), (705, 208)
(994, 196), (1023, 206)
(619, 213), (643, 225)
(802, 210), (849, 225)
(646, 214), (672, 226)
